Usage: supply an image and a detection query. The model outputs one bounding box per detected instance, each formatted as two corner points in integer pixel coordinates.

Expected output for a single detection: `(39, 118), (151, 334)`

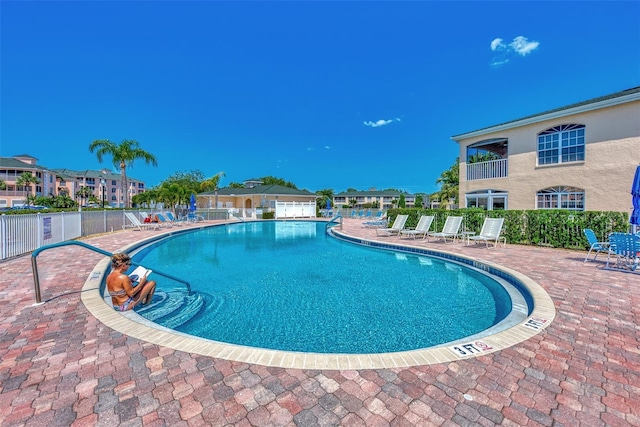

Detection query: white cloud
(490, 35), (540, 67)
(363, 118), (401, 128)
(509, 36), (540, 56)
(490, 38), (506, 51)
(324, 145), (331, 150)
(490, 58), (510, 67)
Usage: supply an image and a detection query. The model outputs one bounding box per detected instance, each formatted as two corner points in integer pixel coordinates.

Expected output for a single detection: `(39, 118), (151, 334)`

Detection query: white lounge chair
(400, 215), (434, 240)
(428, 216), (463, 243)
(123, 212), (159, 231)
(467, 217), (506, 248)
(376, 214), (408, 236)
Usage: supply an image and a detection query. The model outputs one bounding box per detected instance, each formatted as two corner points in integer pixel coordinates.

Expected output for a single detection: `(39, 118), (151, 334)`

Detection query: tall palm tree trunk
(121, 161), (128, 208)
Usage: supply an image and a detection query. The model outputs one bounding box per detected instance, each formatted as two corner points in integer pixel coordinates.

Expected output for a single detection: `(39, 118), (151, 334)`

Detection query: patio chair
(155, 213), (174, 228)
(376, 214), (408, 236)
(428, 216), (463, 243)
(467, 217), (506, 248)
(605, 232), (639, 272)
(583, 228), (610, 262)
(123, 212), (159, 231)
(362, 217), (388, 229)
(181, 212), (205, 223)
(400, 215), (434, 240)
(165, 211), (186, 226)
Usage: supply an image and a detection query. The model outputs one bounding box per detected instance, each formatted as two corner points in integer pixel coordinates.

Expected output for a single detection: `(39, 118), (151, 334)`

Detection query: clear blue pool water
(131, 221), (513, 354)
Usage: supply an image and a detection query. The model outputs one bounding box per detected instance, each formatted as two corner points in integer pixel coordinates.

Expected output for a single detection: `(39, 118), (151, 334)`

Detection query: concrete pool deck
(1, 218), (639, 425)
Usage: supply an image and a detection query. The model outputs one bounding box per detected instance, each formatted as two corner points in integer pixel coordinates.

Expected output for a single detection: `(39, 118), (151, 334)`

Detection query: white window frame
(536, 186), (585, 211)
(537, 124), (585, 166)
(465, 189), (508, 210)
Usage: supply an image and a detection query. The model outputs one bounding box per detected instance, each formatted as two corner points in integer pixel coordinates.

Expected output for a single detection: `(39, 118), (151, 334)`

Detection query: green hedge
(387, 208), (629, 250)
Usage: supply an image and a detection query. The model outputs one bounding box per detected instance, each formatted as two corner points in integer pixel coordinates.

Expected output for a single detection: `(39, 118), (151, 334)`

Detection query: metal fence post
(37, 213), (43, 248)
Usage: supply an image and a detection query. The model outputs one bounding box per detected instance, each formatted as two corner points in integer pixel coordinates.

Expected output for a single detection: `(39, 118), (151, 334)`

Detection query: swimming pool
(128, 221), (527, 354)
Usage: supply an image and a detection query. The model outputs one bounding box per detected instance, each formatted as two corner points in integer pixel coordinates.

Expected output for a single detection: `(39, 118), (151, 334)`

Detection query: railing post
(31, 255), (43, 304)
(37, 212), (43, 248)
(0, 215), (6, 261)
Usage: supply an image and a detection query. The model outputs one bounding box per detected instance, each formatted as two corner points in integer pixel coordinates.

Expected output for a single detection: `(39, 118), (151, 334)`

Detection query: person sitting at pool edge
(107, 253), (156, 311)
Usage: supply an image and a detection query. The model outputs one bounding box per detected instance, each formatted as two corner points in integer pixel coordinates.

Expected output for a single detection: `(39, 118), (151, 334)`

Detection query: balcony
(466, 158), (508, 181)
(0, 190), (30, 197)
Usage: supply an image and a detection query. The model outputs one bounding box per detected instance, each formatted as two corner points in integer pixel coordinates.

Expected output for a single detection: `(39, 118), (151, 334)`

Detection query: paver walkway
(0, 219), (638, 426)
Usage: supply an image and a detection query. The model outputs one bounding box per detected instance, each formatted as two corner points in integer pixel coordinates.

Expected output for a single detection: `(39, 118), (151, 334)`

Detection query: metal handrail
(326, 214), (343, 231)
(230, 212), (246, 222)
(31, 240), (192, 304)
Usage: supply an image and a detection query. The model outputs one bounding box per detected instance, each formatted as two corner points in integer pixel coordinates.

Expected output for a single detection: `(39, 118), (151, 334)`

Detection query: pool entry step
(136, 289), (205, 329)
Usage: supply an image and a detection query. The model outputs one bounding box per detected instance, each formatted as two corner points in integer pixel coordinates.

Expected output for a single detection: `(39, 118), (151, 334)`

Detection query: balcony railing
(0, 190), (30, 197)
(466, 158), (508, 181)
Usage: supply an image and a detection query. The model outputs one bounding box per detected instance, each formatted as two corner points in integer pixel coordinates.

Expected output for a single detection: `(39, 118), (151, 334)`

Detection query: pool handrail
(326, 213), (343, 230)
(31, 240), (192, 304)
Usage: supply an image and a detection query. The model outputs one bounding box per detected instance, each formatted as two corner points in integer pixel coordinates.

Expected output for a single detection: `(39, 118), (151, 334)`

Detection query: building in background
(452, 87), (640, 213)
(0, 154), (145, 208)
(333, 189), (416, 210)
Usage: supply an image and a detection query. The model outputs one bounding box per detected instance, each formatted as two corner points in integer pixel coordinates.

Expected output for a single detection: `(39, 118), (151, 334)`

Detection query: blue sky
(2, 1), (639, 195)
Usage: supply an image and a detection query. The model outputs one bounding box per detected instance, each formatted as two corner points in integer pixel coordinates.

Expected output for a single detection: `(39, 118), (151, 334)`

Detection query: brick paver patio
(0, 219), (638, 426)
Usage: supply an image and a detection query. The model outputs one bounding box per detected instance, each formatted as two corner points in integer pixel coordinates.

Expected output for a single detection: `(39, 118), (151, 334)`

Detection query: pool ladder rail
(326, 213), (343, 231)
(30, 240), (193, 305)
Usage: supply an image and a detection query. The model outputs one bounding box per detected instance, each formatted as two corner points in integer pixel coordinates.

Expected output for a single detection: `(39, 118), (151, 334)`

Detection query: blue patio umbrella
(189, 193), (197, 212)
(631, 165), (640, 227)
(326, 198), (331, 210)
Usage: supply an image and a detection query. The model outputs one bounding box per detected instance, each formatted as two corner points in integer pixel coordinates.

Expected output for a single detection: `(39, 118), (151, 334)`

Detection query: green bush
(262, 211), (275, 219)
(387, 208), (628, 249)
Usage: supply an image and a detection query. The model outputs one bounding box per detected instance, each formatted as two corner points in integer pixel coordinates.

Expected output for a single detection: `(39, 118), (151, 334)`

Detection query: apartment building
(333, 190), (419, 210)
(452, 87), (640, 213)
(0, 154), (146, 208)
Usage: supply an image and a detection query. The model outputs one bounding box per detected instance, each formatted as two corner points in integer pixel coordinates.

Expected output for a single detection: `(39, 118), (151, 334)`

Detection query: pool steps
(135, 289), (205, 329)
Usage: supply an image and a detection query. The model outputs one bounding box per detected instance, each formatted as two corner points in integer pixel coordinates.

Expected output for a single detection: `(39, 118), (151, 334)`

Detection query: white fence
(275, 201), (316, 219)
(0, 210), (140, 261)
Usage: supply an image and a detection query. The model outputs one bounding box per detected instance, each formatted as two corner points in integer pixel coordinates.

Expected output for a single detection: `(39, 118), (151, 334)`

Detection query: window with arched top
(537, 124), (585, 165)
(536, 186), (584, 211)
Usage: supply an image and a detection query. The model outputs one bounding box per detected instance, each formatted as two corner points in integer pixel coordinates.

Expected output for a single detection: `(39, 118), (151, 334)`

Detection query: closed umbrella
(189, 193), (197, 212)
(631, 165), (640, 228)
(326, 198), (331, 210)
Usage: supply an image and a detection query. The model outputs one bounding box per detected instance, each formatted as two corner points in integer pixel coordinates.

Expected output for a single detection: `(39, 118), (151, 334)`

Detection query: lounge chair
(155, 213), (174, 228)
(165, 211), (186, 226)
(467, 217), (506, 248)
(181, 212), (205, 223)
(362, 217), (388, 229)
(123, 212), (159, 231)
(583, 228), (610, 262)
(376, 214), (408, 236)
(605, 233), (639, 272)
(400, 215), (434, 240)
(428, 216), (463, 243)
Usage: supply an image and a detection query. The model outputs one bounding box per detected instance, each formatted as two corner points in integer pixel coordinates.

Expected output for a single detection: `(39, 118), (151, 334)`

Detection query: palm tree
(436, 157), (460, 205)
(89, 139), (158, 208)
(200, 171), (226, 208)
(315, 188), (334, 212)
(75, 186), (94, 206)
(0, 179), (6, 190)
(16, 172), (41, 206)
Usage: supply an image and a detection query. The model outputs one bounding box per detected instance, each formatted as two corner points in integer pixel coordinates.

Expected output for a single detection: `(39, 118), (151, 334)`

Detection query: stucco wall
(458, 100), (640, 213)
